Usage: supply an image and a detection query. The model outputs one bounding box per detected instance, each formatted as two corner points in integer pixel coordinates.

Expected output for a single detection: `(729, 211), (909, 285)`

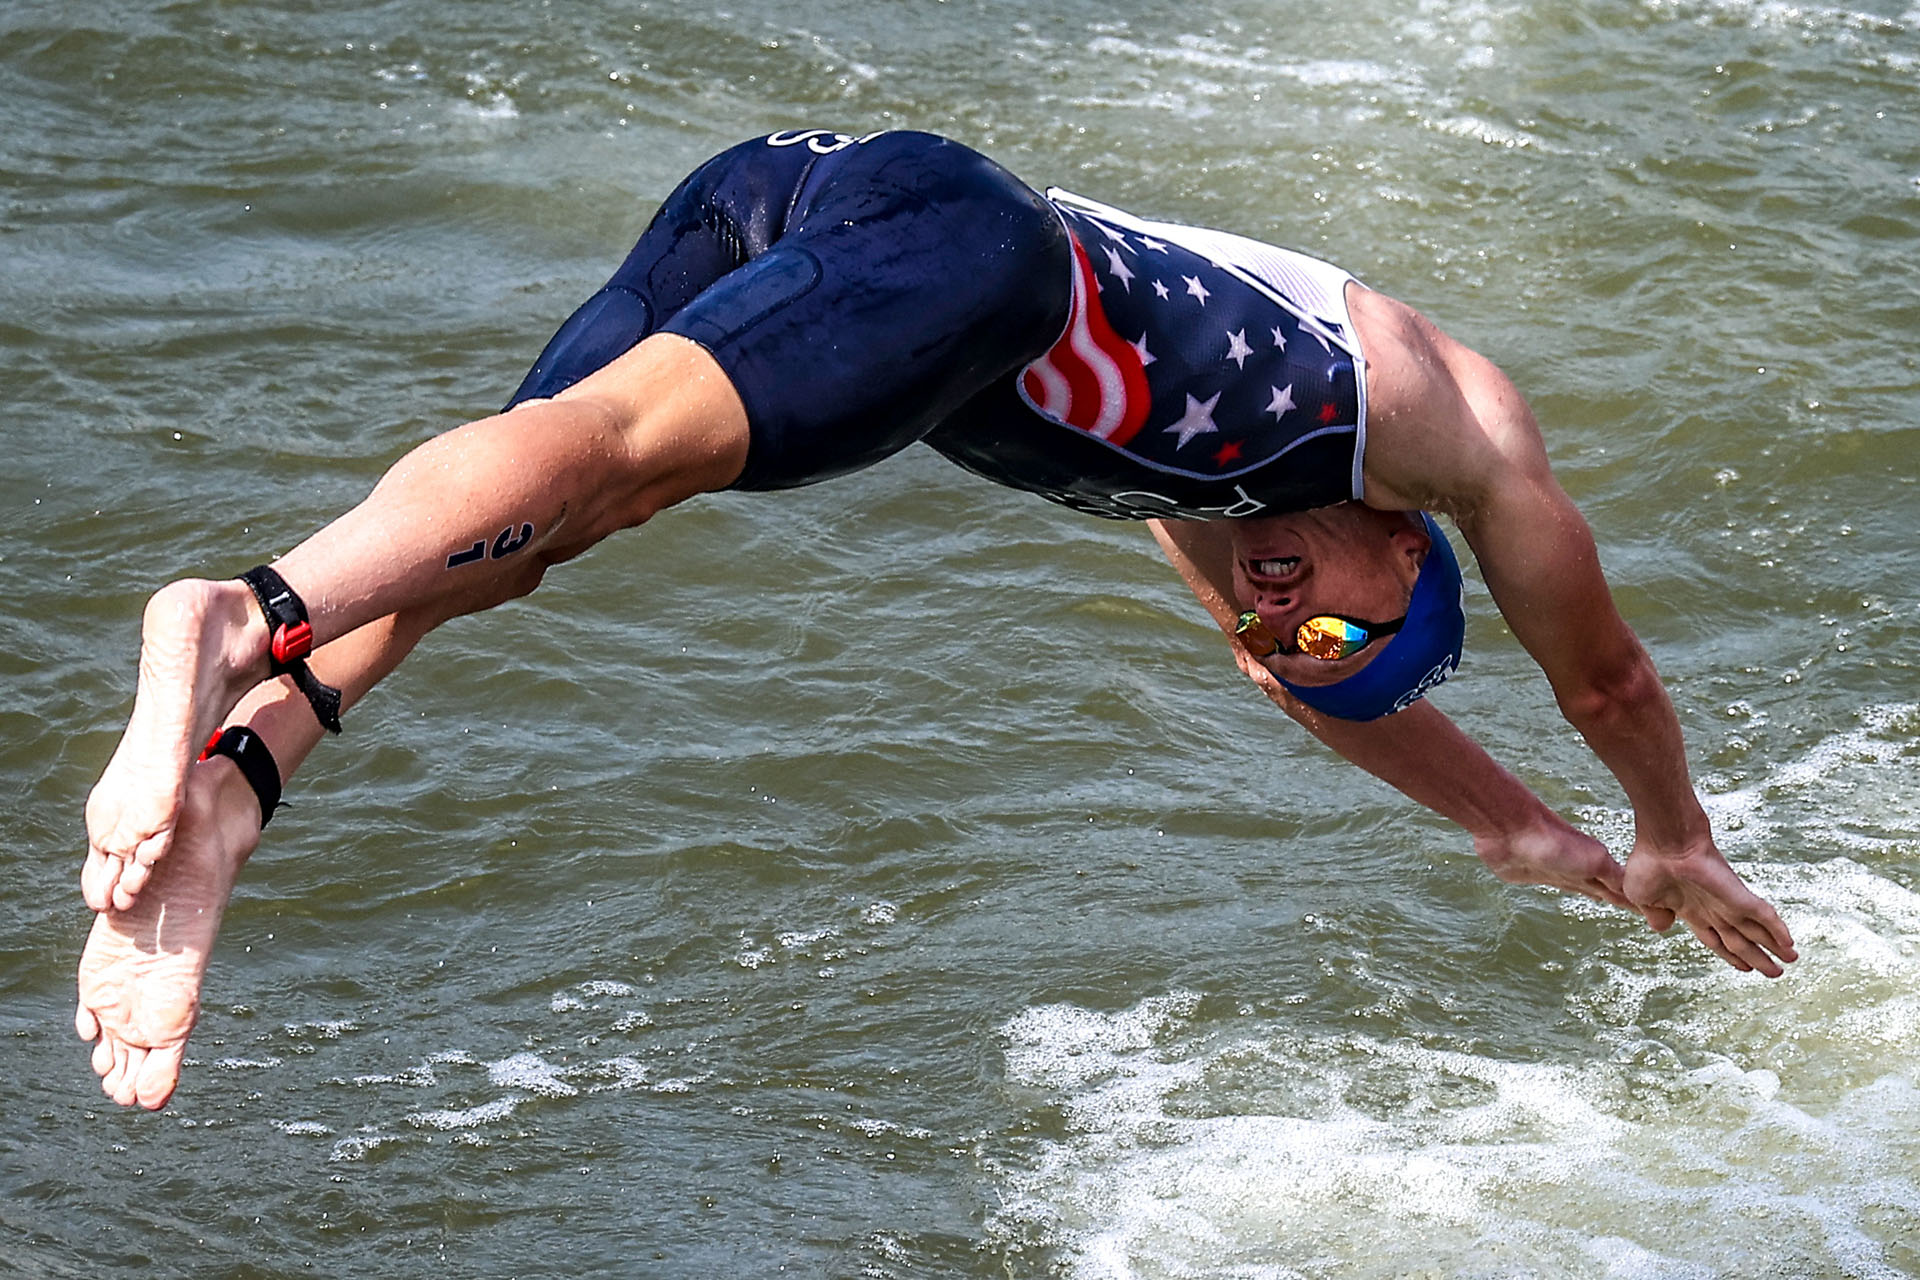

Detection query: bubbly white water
(994, 704), (1920, 1277)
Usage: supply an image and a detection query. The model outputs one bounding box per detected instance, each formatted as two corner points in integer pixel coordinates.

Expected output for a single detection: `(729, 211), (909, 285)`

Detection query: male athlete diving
(76, 129), (1796, 1111)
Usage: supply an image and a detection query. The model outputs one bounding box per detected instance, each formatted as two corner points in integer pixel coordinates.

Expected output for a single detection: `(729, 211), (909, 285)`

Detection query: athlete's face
(1229, 504), (1429, 687)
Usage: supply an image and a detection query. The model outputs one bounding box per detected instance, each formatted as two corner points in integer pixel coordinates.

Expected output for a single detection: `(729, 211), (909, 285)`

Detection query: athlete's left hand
(1472, 819), (1632, 911)
(1623, 838), (1797, 975)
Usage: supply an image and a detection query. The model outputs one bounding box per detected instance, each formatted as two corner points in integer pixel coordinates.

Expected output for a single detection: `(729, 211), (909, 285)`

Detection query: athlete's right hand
(1624, 837), (1797, 976)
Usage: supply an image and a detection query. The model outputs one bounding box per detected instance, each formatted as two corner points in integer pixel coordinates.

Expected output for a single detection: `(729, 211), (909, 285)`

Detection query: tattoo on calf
(447, 522), (536, 569)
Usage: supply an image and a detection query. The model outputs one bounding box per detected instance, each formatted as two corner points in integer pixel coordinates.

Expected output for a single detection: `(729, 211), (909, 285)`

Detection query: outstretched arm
(1150, 518), (1631, 910)
(1348, 286), (1795, 974)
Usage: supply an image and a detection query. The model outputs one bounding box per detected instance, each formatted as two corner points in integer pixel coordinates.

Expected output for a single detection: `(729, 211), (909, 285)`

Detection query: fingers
(82, 832), (169, 914)
(100, 1037), (130, 1097)
(1731, 913), (1794, 976)
(1684, 921), (1752, 973)
(1684, 915), (1794, 978)
(1581, 876), (1633, 910)
(107, 1045), (148, 1107)
(1751, 903), (1798, 964)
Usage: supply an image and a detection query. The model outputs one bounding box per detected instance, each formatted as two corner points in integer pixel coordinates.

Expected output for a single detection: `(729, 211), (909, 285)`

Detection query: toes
(111, 867), (149, 914)
(110, 1047), (146, 1107)
(131, 826), (173, 869)
(81, 850), (121, 913)
(91, 1035), (115, 1079)
(75, 1002), (99, 1042)
(101, 1039), (129, 1094)
(134, 1047), (184, 1111)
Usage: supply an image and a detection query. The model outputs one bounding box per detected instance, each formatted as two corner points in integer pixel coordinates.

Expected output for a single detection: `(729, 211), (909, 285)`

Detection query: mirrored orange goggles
(1236, 610), (1406, 662)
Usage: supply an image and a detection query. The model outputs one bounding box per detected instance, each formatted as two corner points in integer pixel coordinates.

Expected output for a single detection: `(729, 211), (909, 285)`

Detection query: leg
(76, 595), (476, 1110)
(86, 131), (1068, 913)
(82, 332), (748, 912)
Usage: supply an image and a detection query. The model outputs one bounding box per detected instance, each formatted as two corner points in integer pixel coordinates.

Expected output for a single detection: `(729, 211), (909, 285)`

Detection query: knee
(562, 334), (752, 526)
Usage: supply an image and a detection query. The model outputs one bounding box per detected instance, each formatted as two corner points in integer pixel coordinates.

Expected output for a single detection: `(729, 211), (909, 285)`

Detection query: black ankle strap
(238, 565), (343, 734)
(199, 725), (284, 828)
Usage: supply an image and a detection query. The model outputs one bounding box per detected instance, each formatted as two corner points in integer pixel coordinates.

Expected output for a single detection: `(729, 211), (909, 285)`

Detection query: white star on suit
(1265, 384), (1296, 419)
(1271, 326), (1288, 350)
(1130, 333), (1156, 366)
(1151, 279), (1170, 300)
(1104, 246), (1135, 292)
(1183, 275), (1210, 305)
(1225, 328), (1253, 369)
(1164, 392), (1221, 447)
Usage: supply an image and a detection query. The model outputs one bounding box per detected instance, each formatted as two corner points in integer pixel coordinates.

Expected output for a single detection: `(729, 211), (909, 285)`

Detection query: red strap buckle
(271, 620), (313, 665)
(197, 729), (225, 762)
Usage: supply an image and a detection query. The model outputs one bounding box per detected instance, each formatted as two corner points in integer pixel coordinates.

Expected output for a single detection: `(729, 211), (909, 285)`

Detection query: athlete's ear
(1388, 516), (1430, 583)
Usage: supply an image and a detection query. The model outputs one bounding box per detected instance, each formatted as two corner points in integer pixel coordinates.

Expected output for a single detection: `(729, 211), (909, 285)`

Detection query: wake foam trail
(989, 703), (1920, 1278)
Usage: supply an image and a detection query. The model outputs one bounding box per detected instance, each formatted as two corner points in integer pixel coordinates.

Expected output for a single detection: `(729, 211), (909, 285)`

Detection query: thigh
(507, 130), (1072, 492)
(660, 131), (1071, 490)
(504, 136), (821, 410)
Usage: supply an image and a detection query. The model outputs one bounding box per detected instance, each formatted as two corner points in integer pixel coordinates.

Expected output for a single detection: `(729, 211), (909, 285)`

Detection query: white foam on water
(550, 979), (638, 1012)
(1702, 703), (1920, 861)
(584, 1055), (649, 1093)
(282, 1019), (356, 1040)
(406, 1096), (521, 1131)
(991, 705), (1920, 1277)
(734, 934), (775, 970)
(1639, 0), (1908, 38)
(849, 1116), (935, 1141)
(346, 1062), (438, 1088)
(992, 995), (1919, 1276)
(1423, 114), (1550, 151)
(1082, 32), (1417, 98)
(648, 1074), (711, 1094)
(487, 1051), (578, 1098)
(273, 1119), (333, 1137)
(328, 1129), (404, 1162)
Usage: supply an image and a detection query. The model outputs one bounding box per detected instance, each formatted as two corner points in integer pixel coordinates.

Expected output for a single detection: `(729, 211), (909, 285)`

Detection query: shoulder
(1348, 285), (1554, 516)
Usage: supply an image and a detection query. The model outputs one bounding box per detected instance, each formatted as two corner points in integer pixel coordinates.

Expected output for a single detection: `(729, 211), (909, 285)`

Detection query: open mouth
(1247, 556), (1302, 581)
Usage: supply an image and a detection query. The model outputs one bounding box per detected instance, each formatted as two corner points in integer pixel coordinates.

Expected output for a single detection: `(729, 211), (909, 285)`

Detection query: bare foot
(84, 579), (268, 913)
(76, 752), (263, 1110)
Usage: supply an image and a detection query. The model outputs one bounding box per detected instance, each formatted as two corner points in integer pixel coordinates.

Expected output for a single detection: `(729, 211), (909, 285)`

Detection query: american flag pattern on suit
(1019, 191), (1364, 492)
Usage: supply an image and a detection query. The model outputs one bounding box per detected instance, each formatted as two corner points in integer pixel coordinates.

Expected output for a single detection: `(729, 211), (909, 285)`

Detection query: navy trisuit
(508, 129), (1368, 522)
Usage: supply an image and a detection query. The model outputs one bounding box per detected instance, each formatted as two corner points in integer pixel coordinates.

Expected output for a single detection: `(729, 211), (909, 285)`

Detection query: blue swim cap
(1279, 512), (1465, 721)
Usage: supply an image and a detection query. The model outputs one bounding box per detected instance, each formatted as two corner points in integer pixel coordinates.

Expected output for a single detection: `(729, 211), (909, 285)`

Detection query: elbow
(1553, 647), (1664, 734)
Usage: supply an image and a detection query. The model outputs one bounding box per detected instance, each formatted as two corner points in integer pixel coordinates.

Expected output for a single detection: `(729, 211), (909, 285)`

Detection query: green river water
(4, 0), (1919, 1275)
